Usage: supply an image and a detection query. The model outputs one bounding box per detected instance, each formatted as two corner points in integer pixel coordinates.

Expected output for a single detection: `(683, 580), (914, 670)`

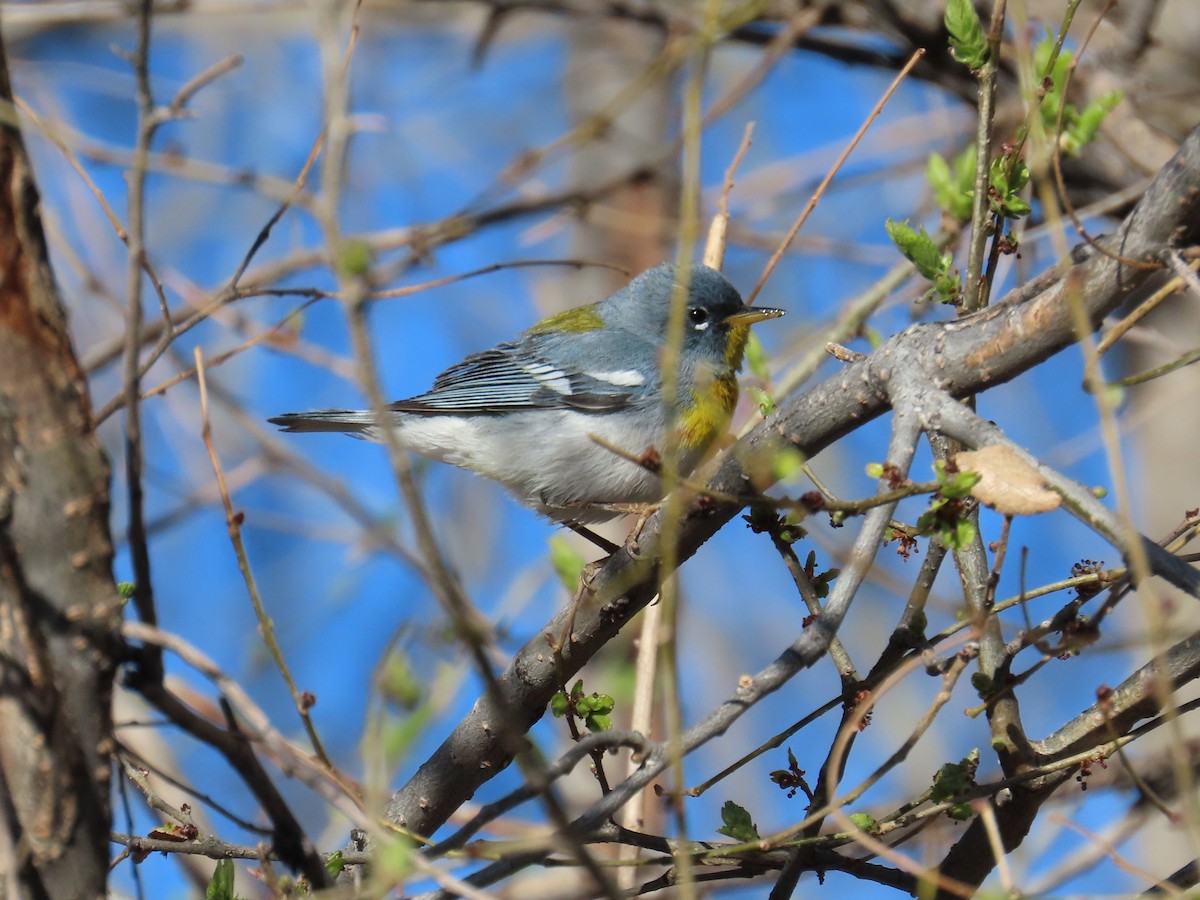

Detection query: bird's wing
(390, 342), (644, 415)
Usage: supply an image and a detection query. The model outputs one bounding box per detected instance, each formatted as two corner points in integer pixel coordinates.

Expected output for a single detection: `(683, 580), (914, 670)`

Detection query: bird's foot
(549, 559), (605, 656)
(624, 503), (661, 557)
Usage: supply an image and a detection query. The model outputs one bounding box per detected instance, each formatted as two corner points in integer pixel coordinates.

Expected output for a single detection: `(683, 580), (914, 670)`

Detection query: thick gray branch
(387, 125), (1200, 846)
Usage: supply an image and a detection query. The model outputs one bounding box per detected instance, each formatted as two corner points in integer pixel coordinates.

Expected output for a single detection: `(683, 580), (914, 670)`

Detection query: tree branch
(387, 124), (1200, 851)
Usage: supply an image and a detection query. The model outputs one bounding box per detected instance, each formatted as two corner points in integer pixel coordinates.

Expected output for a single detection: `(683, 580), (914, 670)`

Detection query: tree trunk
(0, 26), (119, 900)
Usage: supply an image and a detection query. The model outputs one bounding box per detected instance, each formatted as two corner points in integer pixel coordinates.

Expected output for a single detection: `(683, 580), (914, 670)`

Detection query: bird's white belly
(393, 408), (679, 521)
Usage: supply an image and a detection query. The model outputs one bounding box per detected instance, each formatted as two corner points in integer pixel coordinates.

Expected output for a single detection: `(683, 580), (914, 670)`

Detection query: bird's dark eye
(688, 307), (709, 326)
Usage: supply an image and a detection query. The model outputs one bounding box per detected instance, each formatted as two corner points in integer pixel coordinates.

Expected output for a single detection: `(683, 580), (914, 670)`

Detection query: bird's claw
(549, 558), (607, 657)
(624, 503), (660, 557)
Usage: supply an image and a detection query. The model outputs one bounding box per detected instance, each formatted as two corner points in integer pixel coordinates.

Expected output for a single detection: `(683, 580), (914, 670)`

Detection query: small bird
(270, 263), (783, 523)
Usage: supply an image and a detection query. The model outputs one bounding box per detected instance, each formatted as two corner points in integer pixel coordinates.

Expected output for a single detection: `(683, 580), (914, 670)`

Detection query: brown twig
(122, 0), (162, 681)
(1049, 0), (1160, 272)
(747, 48), (926, 305)
(195, 348), (334, 770)
(962, 0), (1006, 313)
(704, 121), (754, 270)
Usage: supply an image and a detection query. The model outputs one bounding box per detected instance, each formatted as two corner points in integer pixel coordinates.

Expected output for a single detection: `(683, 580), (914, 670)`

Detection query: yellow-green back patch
(526, 306), (605, 335)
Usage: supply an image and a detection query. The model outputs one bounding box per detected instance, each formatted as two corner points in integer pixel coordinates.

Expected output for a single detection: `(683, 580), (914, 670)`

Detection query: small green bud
(337, 239), (373, 277)
(849, 812), (878, 832)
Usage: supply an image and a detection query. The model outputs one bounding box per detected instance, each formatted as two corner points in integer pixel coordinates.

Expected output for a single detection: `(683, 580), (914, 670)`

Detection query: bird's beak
(726, 306), (785, 325)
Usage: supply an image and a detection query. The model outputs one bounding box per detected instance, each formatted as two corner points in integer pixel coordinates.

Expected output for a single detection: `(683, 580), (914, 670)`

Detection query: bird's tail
(268, 409), (377, 435)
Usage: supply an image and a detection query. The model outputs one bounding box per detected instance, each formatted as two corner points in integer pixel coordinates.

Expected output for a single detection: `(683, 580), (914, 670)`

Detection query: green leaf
(1034, 31), (1071, 92)
(1034, 33), (1072, 126)
(940, 470), (982, 499)
(1064, 90), (1122, 156)
(1034, 33), (1120, 159)
(915, 467), (978, 550)
(1003, 196), (1031, 217)
(848, 812), (878, 832)
(1076, 91), (1122, 143)
(951, 518), (977, 550)
(206, 859), (236, 900)
(748, 386), (775, 418)
(886, 218), (962, 304)
(778, 512), (807, 545)
(915, 511), (937, 538)
(550, 691), (570, 717)
(548, 535), (586, 593)
(812, 567), (839, 599)
(716, 800), (761, 842)
(576, 689), (615, 731)
(952, 147), (978, 205)
(885, 219), (950, 281)
(945, 0), (989, 70)
(927, 152), (952, 198)
(1007, 157), (1030, 192)
(988, 154), (1027, 218)
(930, 749), (980, 803)
(987, 156), (1032, 220)
(325, 850), (346, 877)
(117, 581), (136, 601)
(932, 272), (962, 304)
(927, 147), (976, 221)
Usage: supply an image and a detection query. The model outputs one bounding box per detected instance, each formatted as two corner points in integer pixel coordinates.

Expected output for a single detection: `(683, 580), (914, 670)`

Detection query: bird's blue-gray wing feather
(390, 340), (646, 415)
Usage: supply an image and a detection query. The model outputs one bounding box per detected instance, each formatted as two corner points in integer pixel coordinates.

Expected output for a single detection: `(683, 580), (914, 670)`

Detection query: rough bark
(0, 27), (120, 900)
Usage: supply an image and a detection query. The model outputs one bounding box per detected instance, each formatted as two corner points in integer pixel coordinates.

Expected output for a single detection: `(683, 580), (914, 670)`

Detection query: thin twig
(747, 48), (926, 305)
(168, 53), (243, 114)
(195, 348), (334, 770)
(962, 0), (1006, 313)
(1049, 0), (1159, 272)
(122, 0), (161, 682)
(124, 622), (341, 887)
(1098, 256), (1200, 355)
(703, 121), (754, 270)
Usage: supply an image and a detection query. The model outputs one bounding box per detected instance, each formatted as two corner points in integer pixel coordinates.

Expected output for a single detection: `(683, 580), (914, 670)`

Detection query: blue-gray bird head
(597, 263), (784, 374)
